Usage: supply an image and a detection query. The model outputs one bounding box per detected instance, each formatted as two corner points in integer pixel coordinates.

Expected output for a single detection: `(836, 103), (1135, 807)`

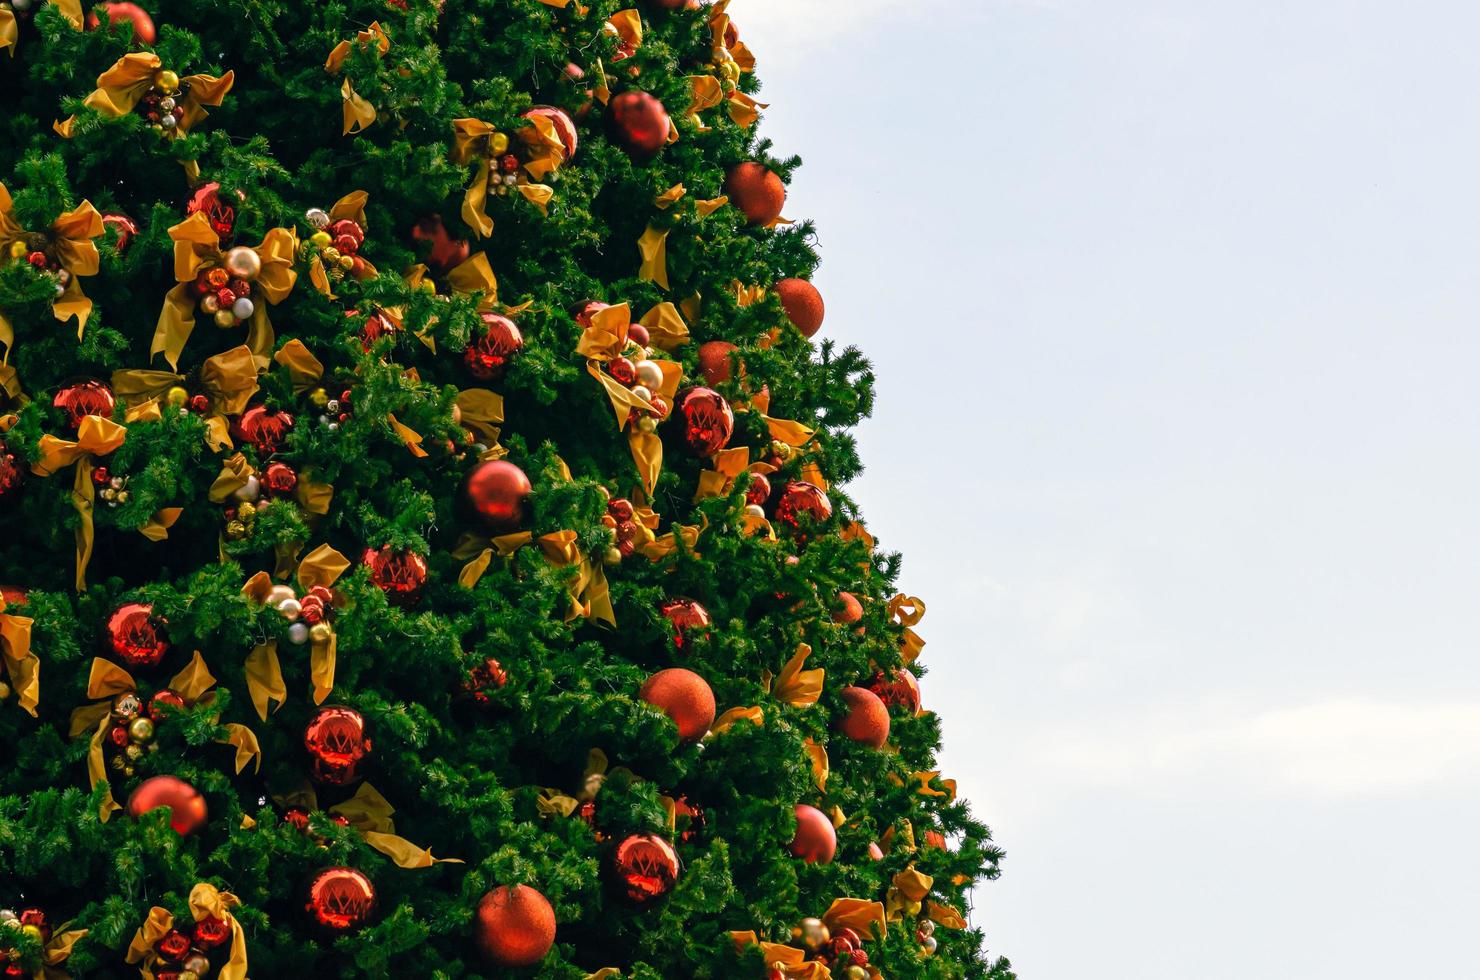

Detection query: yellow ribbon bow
(275, 781), (464, 869)
(450, 117), (565, 238)
(762, 643), (825, 707)
(0, 592), (38, 716)
(307, 190), (379, 296)
(0, 181), (103, 351)
(126, 883), (247, 980)
(112, 344), (263, 452)
(456, 529), (615, 625)
(728, 932), (831, 979)
(55, 52), (233, 140)
(404, 248), (499, 311)
(242, 543), (349, 705)
(325, 22), (390, 135)
(1, 0), (81, 56)
(31, 414), (126, 590)
(153, 212), (298, 371)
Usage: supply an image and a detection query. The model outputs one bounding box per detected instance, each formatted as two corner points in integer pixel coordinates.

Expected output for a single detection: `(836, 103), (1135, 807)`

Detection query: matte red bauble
(304, 705), (370, 785)
(411, 215), (470, 273)
(464, 313), (524, 380)
(304, 867), (377, 934)
(611, 833), (680, 903)
(659, 597), (711, 650)
(868, 668), (922, 715)
(127, 776), (207, 835)
(522, 106), (579, 160)
(362, 546), (428, 606)
(639, 668), (715, 743)
(832, 591), (863, 624)
(233, 405), (295, 455)
(696, 340), (740, 386)
(671, 387), (734, 457)
(53, 379), (115, 430)
(788, 803), (836, 864)
(475, 885), (556, 968)
(774, 481), (832, 532)
(184, 182), (238, 241)
(0, 584), (27, 607)
(724, 163), (786, 225)
(838, 685), (891, 748)
(776, 278), (825, 338)
(85, 2), (156, 43)
(0, 450), (25, 504)
(462, 460), (532, 533)
(607, 91), (671, 160)
(105, 602), (170, 668)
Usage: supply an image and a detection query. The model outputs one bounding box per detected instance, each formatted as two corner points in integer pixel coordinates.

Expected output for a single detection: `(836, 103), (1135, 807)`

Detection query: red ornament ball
(193, 915), (232, 950)
(744, 472), (771, 508)
(154, 928), (192, 961)
(696, 340), (739, 385)
(0, 449), (25, 504)
(304, 705), (370, 785)
(362, 546), (428, 606)
(608, 91), (671, 160)
(776, 278), (825, 338)
(185, 182), (238, 241)
(464, 313), (524, 380)
(724, 162), (786, 225)
(101, 211), (139, 254)
(672, 795), (706, 843)
(328, 218), (365, 252)
(411, 214), (470, 273)
(774, 481), (833, 532)
(304, 867), (377, 934)
(147, 688), (187, 721)
(608, 356), (638, 386)
(85, 2), (156, 44)
(672, 386), (734, 457)
(627, 323), (650, 347)
(611, 833), (680, 904)
(659, 597), (711, 650)
(522, 106), (580, 160)
(233, 404), (295, 455)
(475, 885), (556, 968)
(462, 460), (532, 533)
(838, 685), (891, 748)
(262, 461), (298, 496)
(53, 379), (115, 430)
(789, 803), (837, 864)
(573, 299), (610, 330)
(127, 775), (207, 835)
(0, 584), (27, 607)
(832, 591), (863, 624)
(868, 668), (922, 715)
(639, 668), (715, 743)
(105, 602), (170, 669)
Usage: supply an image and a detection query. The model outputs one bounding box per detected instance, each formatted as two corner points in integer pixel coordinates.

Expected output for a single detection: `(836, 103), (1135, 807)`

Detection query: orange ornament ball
(788, 803), (836, 864)
(697, 340), (740, 385)
(724, 163), (786, 225)
(776, 278), (825, 338)
(832, 591), (863, 624)
(639, 668), (715, 743)
(476, 885), (556, 968)
(127, 775), (207, 835)
(86, 2), (156, 44)
(837, 685), (891, 748)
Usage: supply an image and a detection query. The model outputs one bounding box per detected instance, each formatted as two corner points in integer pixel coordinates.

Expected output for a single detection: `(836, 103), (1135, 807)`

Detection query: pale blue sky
(742, 2), (1480, 976)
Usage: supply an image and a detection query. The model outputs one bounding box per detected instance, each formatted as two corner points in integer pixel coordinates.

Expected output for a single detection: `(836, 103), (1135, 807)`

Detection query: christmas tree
(0, 0), (1013, 975)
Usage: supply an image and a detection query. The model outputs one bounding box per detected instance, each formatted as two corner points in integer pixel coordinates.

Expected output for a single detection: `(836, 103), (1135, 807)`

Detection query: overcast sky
(740, 1), (1480, 976)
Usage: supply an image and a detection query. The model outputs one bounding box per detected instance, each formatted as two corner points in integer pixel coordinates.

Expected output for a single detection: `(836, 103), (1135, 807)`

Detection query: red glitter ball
(185, 182), (238, 240)
(262, 461), (298, 495)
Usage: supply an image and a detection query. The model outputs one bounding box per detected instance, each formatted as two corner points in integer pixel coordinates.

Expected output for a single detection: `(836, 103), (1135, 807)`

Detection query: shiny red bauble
(85, 2), (156, 44)
(639, 668), (715, 743)
(185, 182), (237, 241)
(522, 106), (579, 160)
(744, 473), (771, 508)
(262, 461), (298, 496)
(147, 688), (187, 721)
(304, 867), (377, 934)
(462, 460), (532, 533)
(475, 885), (556, 968)
(696, 340), (739, 385)
(607, 91), (671, 160)
(659, 597), (711, 650)
(672, 795), (705, 843)
(789, 803), (837, 864)
(774, 481), (832, 532)
(362, 546), (428, 606)
(837, 685), (891, 748)
(154, 928), (191, 961)
(724, 163), (786, 225)
(105, 601), (170, 668)
(127, 775), (207, 835)
(232, 405), (295, 455)
(52, 379), (115, 429)
(464, 312), (524, 380)
(101, 211), (139, 254)
(776, 278), (825, 338)
(868, 668), (922, 715)
(304, 705), (370, 785)
(610, 833), (680, 904)
(0, 584), (26, 607)
(411, 214), (470, 273)
(0, 450), (24, 504)
(328, 219), (364, 254)
(193, 915), (231, 950)
(671, 387), (734, 457)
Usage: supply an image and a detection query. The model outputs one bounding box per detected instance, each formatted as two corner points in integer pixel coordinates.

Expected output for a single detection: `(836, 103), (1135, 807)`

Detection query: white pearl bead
(287, 622), (310, 645)
(109, 476), (124, 489)
(232, 476), (260, 502)
(277, 597), (302, 621)
(635, 359), (664, 389)
(11, 0), (31, 10)
(629, 385), (652, 402)
(306, 208), (331, 229)
(266, 584), (296, 605)
(744, 504), (766, 518)
(232, 296), (255, 320)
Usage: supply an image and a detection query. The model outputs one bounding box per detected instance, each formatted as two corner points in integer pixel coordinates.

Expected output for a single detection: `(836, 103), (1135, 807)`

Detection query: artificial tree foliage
(0, 0), (1014, 975)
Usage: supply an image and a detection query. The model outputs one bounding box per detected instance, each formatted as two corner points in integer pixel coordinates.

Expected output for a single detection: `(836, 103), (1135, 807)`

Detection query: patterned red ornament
(867, 668), (922, 715)
(608, 356), (637, 386)
(304, 705), (370, 785)
(262, 461), (298, 496)
(462, 657), (508, 707)
(147, 688), (187, 721)
(788, 803), (836, 864)
(0, 449), (25, 504)
(232, 405), (295, 455)
(607, 91), (671, 160)
(410, 214), (470, 273)
(104, 602), (170, 668)
(475, 885), (556, 967)
(464, 313), (524, 380)
(52, 379), (116, 429)
(610, 833), (680, 903)
(671, 387), (734, 457)
(522, 106), (580, 160)
(774, 481), (832, 532)
(127, 776), (207, 835)
(744, 472), (771, 508)
(724, 162), (786, 225)
(659, 597), (711, 650)
(85, 2), (156, 43)
(638, 668), (715, 743)
(153, 928), (191, 962)
(362, 546), (428, 606)
(304, 867), (377, 934)
(185, 182), (238, 241)
(461, 460), (532, 533)
(672, 795), (705, 844)
(192, 915), (231, 950)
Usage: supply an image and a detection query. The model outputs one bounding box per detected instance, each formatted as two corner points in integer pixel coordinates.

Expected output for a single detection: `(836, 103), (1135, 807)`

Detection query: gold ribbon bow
(31, 414), (126, 590)
(730, 932), (830, 979)
(456, 529), (615, 625)
(277, 781), (463, 869)
(575, 303), (684, 498)
(55, 52), (233, 140)
(1, 0), (82, 57)
(242, 543), (349, 705)
(404, 249), (499, 311)
(888, 593), (927, 665)
(154, 213), (297, 371)
(0, 181), (103, 350)
(126, 883), (247, 980)
(450, 117), (564, 238)
(113, 344), (262, 452)
(685, 5), (763, 131)
(0, 593), (38, 716)
(325, 22), (390, 135)
(456, 388), (505, 448)
(761, 643), (824, 707)
(307, 190), (379, 295)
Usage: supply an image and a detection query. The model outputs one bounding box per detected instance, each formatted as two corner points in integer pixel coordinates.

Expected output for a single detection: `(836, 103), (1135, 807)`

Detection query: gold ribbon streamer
(764, 643), (824, 706)
(637, 224), (669, 290)
(325, 22), (390, 135)
(328, 782), (464, 868)
(456, 530), (614, 625)
(0, 594), (38, 716)
(822, 898), (888, 941)
(0, 182), (104, 347)
(32, 414), (126, 591)
(884, 866), (934, 922)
